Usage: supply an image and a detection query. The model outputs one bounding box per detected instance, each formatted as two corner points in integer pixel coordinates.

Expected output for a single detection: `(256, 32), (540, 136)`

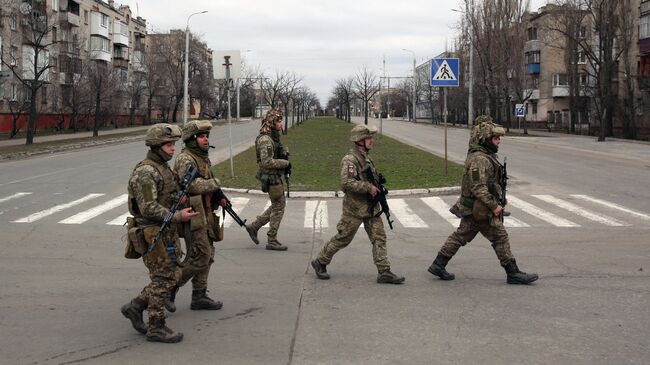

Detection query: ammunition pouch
(188, 195), (207, 232)
(472, 199), (491, 221)
(256, 171), (281, 193)
(125, 217), (147, 259)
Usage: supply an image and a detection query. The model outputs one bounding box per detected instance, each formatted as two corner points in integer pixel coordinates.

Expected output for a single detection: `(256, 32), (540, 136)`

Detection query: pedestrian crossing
(1, 191), (649, 230)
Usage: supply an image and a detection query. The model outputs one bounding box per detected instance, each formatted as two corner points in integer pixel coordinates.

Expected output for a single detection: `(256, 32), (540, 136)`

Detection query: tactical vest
(179, 149), (218, 235)
(460, 151), (502, 203)
(255, 133), (282, 178)
(128, 159), (178, 226)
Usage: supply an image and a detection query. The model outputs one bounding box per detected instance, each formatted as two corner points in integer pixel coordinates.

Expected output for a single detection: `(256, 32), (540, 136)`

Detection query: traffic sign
(515, 103), (525, 117)
(430, 58), (459, 87)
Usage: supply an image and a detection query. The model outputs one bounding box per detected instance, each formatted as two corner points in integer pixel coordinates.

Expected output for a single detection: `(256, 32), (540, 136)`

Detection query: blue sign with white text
(430, 58), (460, 87)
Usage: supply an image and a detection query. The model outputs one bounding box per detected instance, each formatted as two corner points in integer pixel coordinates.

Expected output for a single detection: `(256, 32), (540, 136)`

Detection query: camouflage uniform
(171, 120), (223, 311)
(121, 123), (185, 343)
(245, 109), (289, 251)
(428, 122), (538, 285)
(311, 125), (404, 284)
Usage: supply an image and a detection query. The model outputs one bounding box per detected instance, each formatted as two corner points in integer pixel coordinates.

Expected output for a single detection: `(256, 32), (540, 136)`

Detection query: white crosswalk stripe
(532, 194), (629, 227)
(570, 195), (650, 221)
(223, 197), (250, 228)
(388, 198), (429, 228)
(59, 194), (129, 224)
(107, 212), (130, 226)
(304, 200), (329, 231)
(0, 192), (32, 203)
(507, 195), (579, 227)
(12, 194), (105, 223)
(420, 197), (460, 227)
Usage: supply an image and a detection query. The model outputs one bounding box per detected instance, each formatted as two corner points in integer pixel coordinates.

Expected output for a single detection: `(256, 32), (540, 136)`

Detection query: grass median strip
(212, 117), (463, 191)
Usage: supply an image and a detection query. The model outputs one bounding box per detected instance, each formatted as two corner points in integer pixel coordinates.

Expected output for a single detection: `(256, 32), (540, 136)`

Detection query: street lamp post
(183, 10), (207, 125)
(402, 48), (417, 123)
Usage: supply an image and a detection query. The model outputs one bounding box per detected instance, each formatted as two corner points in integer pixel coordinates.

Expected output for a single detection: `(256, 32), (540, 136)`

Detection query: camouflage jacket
(128, 152), (183, 228)
(340, 146), (381, 218)
(456, 145), (503, 216)
(256, 133), (289, 177)
(174, 148), (221, 230)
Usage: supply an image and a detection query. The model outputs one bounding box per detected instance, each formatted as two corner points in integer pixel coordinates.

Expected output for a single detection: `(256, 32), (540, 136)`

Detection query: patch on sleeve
(267, 146), (273, 157)
(347, 164), (356, 177)
(471, 168), (480, 182)
(142, 183), (154, 202)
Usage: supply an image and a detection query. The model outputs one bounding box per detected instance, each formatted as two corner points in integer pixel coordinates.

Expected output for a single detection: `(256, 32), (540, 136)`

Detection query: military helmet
(181, 120), (212, 141)
(474, 115), (493, 125)
(476, 122), (505, 143)
(145, 123), (182, 146)
(261, 108), (283, 127)
(350, 124), (377, 142)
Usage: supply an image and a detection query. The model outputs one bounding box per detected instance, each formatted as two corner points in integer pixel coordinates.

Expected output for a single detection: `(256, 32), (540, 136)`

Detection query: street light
(452, 3), (474, 127)
(183, 10), (208, 125)
(402, 48), (417, 123)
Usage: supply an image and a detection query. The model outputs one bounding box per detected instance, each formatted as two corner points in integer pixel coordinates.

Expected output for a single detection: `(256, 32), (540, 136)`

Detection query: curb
(222, 186), (461, 198)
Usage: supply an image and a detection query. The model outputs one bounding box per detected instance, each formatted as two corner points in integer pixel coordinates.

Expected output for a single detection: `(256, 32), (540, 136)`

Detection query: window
(51, 56), (58, 72)
(532, 102), (538, 114)
(52, 27), (57, 42)
(553, 74), (569, 86)
(100, 13), (108, 28)
(11, 84), (17, 101)
(10, 46), (17, 66)
(578, 26), (587, 39)
(41, 85), (47, 104)
(84, 10), (88, 24)
(579, 73), (589, 86)
(525, 51), (540, 64)
(11, 14), (18, 30)
(91, 36), (110, 52)
(527, 27), (538, 41)
(0, 84), (4, 99)
(52, 0), (58, 11)
(576, 51), (586, 64)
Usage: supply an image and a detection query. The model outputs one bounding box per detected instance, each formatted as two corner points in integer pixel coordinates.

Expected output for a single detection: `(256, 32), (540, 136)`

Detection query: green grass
(213, 117), (463, 191)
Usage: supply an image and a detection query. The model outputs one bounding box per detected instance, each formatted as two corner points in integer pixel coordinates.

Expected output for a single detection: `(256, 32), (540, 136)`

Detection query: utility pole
(224, 56), (234, 178)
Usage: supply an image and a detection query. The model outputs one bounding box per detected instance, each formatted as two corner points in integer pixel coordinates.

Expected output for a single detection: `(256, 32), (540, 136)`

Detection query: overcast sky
(123, 0), (549, 106)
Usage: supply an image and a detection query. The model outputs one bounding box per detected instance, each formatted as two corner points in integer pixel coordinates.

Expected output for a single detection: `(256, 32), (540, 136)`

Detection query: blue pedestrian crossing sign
(515, 103), (525, 117)
(430, 58), (460, 87)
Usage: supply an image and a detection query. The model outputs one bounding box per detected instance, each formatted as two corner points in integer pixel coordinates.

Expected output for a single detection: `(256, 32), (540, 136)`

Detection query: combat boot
(120, 298), (147, 334)
(146, 316), (183, 343)
(311, 259), (330, 280)
(427, 253), (455, 281)
(190, 289), (223, 310)
(377, 269), (405, 284)
(165, 286), (178, 313)
(245, 223), (260, 245)
(504, 260), (538, 285)
(266, 240), (288, 251)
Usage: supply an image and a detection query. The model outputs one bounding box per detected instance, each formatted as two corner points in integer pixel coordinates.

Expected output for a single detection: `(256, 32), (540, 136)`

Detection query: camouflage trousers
(438, 216), (514, 267)
(252, 183), (286, 242)
(133, 241), (181, 319)
(316, 213), (390, 272)
(178, 229), (215, 291)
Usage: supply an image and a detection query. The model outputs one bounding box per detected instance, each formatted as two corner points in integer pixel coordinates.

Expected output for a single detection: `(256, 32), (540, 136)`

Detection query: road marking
(107, 212), (131, 226)
(223, 197), (250, 228)
(507, 195), (579, 227)
(420, 197), (460, 227)
(503, 215), (530, 228)
(570, 195), (650, 221)
(532, 194), (628, 227)
(388, 198), (428, 228)
(12, 194), (105, 223)
(304, 200), (329, 231)
(0, 192), (32, 203)
(0, 169), (75, 187)
(59, 194), (128, 224)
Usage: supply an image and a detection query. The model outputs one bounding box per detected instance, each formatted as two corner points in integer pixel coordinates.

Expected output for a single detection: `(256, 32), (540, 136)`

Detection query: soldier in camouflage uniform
(166, 120), (225, 312)
(428, 122), (538, 285)
(311, 125), (405, 284)
(244, 108), (290, 251)
(120, 124), (199, 343)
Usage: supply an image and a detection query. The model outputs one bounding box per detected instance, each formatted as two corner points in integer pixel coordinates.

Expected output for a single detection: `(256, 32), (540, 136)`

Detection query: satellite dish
(19, 2), (32, 14)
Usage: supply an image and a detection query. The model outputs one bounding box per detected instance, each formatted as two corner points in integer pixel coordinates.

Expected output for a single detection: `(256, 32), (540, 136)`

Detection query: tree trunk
(26, 85), (39, 145)
(93, 75), (102, 138)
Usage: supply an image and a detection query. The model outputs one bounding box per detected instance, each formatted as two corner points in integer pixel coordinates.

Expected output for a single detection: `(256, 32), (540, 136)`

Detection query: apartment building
(0, 0), (147, 133)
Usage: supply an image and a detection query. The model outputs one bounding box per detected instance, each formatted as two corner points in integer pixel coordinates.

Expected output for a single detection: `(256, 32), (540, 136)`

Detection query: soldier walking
(245, 109), (290, 251)
(311, 125), (405, 284)
(167, 120), (225, 312)
(120, 124), (199, 343)
(428, 122), (538, 285)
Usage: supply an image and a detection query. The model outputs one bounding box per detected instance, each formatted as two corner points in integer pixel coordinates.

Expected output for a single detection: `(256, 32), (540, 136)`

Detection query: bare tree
(278, 71), (303, 133)
(334, 77), (354, 122)
(353, 66), (380, 125)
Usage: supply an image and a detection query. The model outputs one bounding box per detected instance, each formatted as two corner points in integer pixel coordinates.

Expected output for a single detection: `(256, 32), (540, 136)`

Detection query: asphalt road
(0, 117), (648, 365)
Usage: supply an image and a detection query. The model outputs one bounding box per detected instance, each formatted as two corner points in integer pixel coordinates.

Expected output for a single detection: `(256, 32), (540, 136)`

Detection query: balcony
(523, 89), (540, 100)
(90, 12), (109, 38)
(59, 11), (80, 27)
(113, 58), (128, 69)
(552, 86), (570, 97)
(113, 22), (129, 46)
(524, 40), (542, 53)
(90, 50), (111, 62)
(525, 63), (540, 75)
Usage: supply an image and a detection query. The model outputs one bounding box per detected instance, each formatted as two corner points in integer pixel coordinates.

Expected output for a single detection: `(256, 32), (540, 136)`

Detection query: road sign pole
(444, 88), (448, 176)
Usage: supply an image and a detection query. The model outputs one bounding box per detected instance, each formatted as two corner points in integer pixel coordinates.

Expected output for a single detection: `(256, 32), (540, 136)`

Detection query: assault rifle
(497, 157), (508, 222)
(361, 164), (394, 230)
(212, 190), (247, 227)
(147, 165), (199, 259)
(277, 143), (291, 197)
